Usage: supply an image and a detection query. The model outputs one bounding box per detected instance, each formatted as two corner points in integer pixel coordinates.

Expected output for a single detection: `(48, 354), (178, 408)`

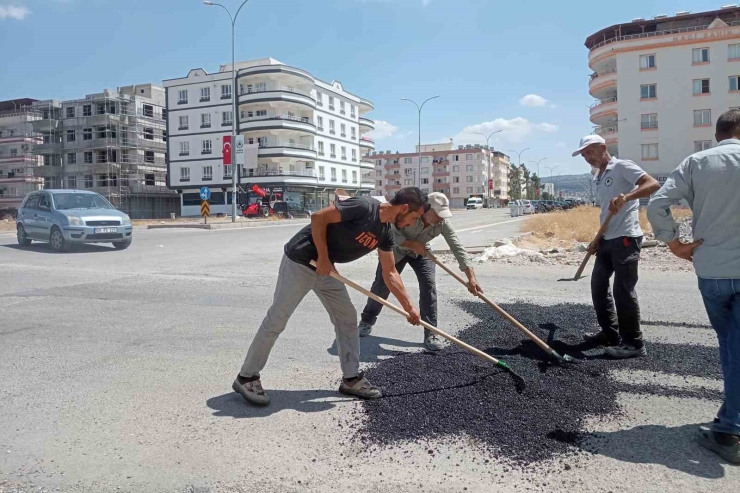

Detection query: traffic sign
(235, 135), (244, 165)
(199, 186), (211, 201)
(201, 200), (210, 218)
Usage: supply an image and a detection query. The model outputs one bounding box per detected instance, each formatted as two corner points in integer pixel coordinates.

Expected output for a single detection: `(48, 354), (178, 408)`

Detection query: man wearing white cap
(357, 192), (482, 351)
(572, 135), (660, 358)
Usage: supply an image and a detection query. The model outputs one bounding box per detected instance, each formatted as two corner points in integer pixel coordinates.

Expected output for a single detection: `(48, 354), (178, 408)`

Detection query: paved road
(0, 212), (736, 493)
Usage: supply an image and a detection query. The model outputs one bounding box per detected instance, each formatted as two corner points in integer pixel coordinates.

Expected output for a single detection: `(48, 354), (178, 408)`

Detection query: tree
(521, 165), (531, 200)
(508, 165), (521, 200)
(542, 191), (553, 201)
(529, 173), (541, 200)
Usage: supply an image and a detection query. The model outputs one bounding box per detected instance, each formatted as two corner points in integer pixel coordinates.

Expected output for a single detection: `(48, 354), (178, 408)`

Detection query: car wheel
(113, 239), (132, 250)
(17, 224), (32, 246)
(49, 226), (71, 252)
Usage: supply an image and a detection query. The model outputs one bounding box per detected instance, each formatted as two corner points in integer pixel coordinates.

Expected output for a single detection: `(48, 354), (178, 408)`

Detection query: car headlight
(121, 215), (131, 226)
(67, 215), (84, 226)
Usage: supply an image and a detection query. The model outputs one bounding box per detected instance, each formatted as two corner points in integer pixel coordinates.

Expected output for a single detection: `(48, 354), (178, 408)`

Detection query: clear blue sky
(0, 0), (723, 175)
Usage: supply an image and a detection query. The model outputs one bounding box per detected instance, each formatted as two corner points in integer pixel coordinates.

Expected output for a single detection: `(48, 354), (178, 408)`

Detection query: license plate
(94, 227), (117, 234)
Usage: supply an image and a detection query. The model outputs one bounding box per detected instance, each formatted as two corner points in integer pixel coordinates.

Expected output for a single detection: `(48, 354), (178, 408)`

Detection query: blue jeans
(698, 277), (740, 437)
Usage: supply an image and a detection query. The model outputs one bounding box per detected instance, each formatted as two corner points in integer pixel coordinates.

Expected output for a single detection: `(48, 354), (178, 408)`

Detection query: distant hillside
(540, 173), (592, 193)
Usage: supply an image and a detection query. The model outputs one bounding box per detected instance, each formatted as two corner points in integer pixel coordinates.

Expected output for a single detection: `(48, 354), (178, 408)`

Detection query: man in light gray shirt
(572, 135), (660, 359)
(647, 109), (740, 463)
(358, 192), (482, 351)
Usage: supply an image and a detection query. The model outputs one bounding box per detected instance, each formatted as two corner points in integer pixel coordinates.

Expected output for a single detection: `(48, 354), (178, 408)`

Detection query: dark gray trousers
(591, 236), (643, 348)
(360, 255), (437, 327)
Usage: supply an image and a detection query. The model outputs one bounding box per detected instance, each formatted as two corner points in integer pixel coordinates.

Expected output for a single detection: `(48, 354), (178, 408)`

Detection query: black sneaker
(583, 331), (619, 347)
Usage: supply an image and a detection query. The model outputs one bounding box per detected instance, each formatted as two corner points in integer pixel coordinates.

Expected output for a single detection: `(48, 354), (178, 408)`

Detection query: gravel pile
(355, 301), (721, 468)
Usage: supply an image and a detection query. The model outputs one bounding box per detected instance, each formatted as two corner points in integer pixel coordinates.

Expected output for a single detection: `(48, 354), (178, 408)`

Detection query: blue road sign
(199, 187), (211, 201)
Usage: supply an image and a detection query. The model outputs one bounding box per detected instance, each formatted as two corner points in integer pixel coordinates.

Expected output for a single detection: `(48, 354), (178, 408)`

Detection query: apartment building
(28, 84), (178, 218)
(586, 5), (740, 184)
(370, 142), (510, 208)
(0, 99), (42, 211)
(163, 58), (375, 216)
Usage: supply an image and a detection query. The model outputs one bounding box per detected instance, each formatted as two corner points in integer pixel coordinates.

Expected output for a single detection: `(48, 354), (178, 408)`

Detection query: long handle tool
(310, 260), (525, 392)
(428, 253), (578, 364)
(558, 211), (615, 282)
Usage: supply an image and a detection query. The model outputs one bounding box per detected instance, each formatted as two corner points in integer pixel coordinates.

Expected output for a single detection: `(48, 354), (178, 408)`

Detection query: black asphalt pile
(355, 301), (722, 467)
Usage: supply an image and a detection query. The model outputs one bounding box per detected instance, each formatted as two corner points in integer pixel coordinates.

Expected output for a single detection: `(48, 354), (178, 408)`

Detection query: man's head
(388, 187), (426, 228)
(715, 109), (740, 142)
(424, 192), (452, 225)
(572, 135), (610, 168)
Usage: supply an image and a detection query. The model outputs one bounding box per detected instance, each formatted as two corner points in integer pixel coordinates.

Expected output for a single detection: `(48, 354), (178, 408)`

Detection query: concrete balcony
(238, 86), (316, 110)
(595, 125), (619, 144)
(384, 174), (401, 180)
(258, 141), (317, 160)
(0, 135), (43, 146)
(240, 115), (317, 134)
(433, 171), (450, 177)
(359, 98), (374, 114)
(240, 169), (319, 186)
(589, 69), (617, 98)
(360, 159), (375, 169)
(0, 154), (37, 166)
(359, 117), (375, 133)
(0, 175), (43, 184)
(359, 137), (375, 150)
(589, 97), (617, 123)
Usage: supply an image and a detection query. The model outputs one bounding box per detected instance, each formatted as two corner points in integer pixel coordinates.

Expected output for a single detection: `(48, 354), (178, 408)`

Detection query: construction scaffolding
(30, 85), (178, 219)
(0, 101), (44, 212)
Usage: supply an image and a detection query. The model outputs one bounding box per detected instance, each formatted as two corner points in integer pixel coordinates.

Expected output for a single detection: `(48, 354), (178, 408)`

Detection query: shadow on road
(2, 243), (116, 254)
(207, 389), (348, 418)
(581, 423), (731, 478)
(327, 334), (423, 363)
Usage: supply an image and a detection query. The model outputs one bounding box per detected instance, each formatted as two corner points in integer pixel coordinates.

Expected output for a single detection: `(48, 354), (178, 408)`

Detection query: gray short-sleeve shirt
(595, 157), (646, 240)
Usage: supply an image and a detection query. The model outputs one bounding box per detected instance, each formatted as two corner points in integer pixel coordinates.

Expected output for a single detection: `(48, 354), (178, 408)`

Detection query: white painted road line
(455, 217), (526, 233)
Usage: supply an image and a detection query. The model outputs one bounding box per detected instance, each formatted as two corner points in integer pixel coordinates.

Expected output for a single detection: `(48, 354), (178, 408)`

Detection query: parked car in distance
(16, 190), (133, 252)
(466, 197), (484, 210)
(521, 200), (535, 215)
(273, 201), (311, 218)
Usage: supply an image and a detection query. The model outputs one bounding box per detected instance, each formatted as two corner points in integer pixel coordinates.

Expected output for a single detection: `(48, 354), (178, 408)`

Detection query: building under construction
(0, 99), (43, 214)
(29, 84), (178, 219)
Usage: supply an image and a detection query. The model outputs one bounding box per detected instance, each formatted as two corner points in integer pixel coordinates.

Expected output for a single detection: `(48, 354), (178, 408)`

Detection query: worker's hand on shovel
(405, 305), (421, 325)
(315, 256), (335, 276)
(587, 238), (601, 255)
(667, 238), (703, 261)
(404, 240), (427, 257)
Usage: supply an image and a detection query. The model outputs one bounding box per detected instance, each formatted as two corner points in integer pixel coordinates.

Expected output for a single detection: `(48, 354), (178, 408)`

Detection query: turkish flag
(223, 136), (232, 165)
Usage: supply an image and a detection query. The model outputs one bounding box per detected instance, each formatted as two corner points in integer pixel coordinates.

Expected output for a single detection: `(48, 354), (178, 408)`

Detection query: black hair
(390, 187), (426, 211)
(716, 109), (740, 138)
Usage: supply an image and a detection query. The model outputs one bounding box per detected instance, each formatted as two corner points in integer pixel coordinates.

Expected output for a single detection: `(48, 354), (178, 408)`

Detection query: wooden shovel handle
(574, 211), (615, 279)
(309, 260), (502, 366)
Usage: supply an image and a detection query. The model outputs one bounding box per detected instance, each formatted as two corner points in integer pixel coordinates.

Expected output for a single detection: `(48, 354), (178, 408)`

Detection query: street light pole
(401, 95), (440, 188)
(473, 130), (502, 207)
(529, 157), (546, 198)
(507, 147), (530, 167)
(545, 165), (559, 198)
(204, 0), (250, 223)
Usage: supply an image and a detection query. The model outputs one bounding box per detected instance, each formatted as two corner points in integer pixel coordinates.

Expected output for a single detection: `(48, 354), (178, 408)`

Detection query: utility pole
(474, 130), (502, 207)
(401, 96), (440, 188)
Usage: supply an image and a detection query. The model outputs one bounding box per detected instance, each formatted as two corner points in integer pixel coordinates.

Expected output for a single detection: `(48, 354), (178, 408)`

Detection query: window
(340, 123), (346, 137)
(453, 187), (460, 194)
(330, 143), (336, 158)
(201, 113), (211, 128)
(641, 143), (659, 160)
(420, 157), (429, 164)
(96, 103), (106, 115)
(640, 84), (657, 99)
(97, 150), (107, 163)
(453, 176), (460, 183)
(84, 175), (93, 188)
(179, 115), (189, 130)
(202, 140), (212, 154)
(83, 105), (92, 116)
(694, 140), (712, 152)
(404, 157), (412, 164)
(179, 142), (190, 156)
(202, 165), (213, 181)
(404, 178), (413, 186)
(466, 154), (473, 160)
(454, 155), (460, 161)
(143, 104), (154, 118)
(639, 54), (656, 69)
(694, 109), (711, 126)
(180, 167), (190, 182)
(66, 130), (76, 143)
(84, 152), (93, 164)
(641, 113), (658, 129)
(67, 153), (76, 164)
(83, 128), (92, 141)
(331, 167), (337, 181)
(352, 171), (358, 184)
(318, 141), (325, 155)
(342, 169), (347, 182)
(421, 178), (429, 185)
(178, 90), (188, 104)
(223, 164), (232, 179)
(329, 96), (335, 110)
(351, 105), (356, 118)
(162, 130), (167, 142)
(329, 120), (335, 134)
(466, 176), (474, 182)
(317, 116), (324, 130)
(316, 91), (323, 106)
(200, 87), (210, 102)
(144, 127), (154, 140)
(693, 79), (710, 95)
(452, 165), (459, 172)
(319, 166), (325, 180)
(66, 107), (75, 118)
(352, 149), (357, 161)
(257, 136), (267, 147)
(340, 101), (345, 114)
(341, 146), (347, 159)
(351, 127), (356, 140)
(693, 48), (710, 64)
(420, 167), (429, 174)
(730, 44), (740, 61)
(255, 109), (267, 117)
(466, 165), (474, 171)
(145, 151), (155, 163)
(162, 109), (167, 121)
(97, 126), (108, 139)
(221, 84), (232, 99)
(467, 187), (473, 193)
(222, 111), (233, 126)
(731, 76), (740, 92)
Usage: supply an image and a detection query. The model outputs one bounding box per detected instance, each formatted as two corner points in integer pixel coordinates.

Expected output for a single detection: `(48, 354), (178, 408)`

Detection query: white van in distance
(466, 197), (483, 210)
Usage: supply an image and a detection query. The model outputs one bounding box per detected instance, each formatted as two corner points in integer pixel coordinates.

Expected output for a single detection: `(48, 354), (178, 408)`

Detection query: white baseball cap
(427, 192), (452, 219)
(572, 135), (606, 157)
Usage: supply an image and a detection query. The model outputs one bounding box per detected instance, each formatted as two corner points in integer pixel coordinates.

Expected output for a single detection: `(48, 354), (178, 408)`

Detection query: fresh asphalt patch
(353, 301), (722, 469)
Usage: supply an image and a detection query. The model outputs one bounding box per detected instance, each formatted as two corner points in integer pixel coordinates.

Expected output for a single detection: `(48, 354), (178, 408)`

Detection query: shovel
(558, 211), (615, 282)
(309, 260), (526, 392)
(427, 253), (578, 365)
